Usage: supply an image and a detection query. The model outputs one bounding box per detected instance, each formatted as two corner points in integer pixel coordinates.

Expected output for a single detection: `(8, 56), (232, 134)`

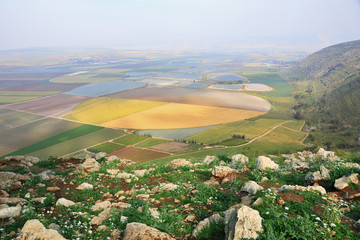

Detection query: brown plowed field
(3, 94), (92, 117)
(149, 142), (193, 153)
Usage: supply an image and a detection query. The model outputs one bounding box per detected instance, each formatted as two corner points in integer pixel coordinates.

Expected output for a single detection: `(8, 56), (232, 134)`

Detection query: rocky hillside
(1, 151), (360, 239)
(281, 40), (360, 149)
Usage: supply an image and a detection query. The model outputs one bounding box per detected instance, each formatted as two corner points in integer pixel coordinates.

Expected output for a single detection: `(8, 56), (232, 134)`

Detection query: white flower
(265, 211), (269, 215)
(330, 223), (336, 227)
(315, 217), (321, 221)
(284, 207), (289, 210)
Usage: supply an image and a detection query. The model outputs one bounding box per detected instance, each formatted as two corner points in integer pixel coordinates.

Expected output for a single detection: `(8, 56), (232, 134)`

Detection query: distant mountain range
(282, 39), (360, 149)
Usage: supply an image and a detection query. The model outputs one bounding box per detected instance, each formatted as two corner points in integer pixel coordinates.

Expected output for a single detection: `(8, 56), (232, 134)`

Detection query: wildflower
(284, 207), (289, 210)
(315, 217), (321, 221)
(265, 211), (269, 215)
(330, 223), (336, 227)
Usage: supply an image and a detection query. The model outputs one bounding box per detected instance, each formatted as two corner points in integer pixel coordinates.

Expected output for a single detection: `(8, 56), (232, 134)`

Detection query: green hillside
(281, 40), (360, 149)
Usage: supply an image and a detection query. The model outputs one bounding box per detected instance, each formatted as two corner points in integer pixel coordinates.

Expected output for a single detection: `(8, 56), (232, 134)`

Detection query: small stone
(76, 183), (93, 190)
(56, 198), (75, 207)
(212, 166), (238, 178)
(171, 159), (191, 169)
(91, 201), (111, 211)
(256, 156), (279, 171)
(47, 187), (60, 192)
(240, 181), (264, 195)
(334, 173), (359, 190)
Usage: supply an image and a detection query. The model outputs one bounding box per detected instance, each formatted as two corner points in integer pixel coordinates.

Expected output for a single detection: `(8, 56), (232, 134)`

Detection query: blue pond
(211, 84), (242, 90)
(160, 72), (201, 79)
(215, 74), (243, 81)
(65, 81), (145, 97)
(184, 83), (206, 88)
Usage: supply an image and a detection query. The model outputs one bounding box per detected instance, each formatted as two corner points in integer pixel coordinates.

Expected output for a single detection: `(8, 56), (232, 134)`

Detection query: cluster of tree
(232, 134), (245, 139)
(174, 139), (204, 145)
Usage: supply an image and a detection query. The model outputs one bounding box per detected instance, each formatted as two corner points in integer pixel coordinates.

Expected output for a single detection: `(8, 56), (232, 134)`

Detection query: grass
(113, 134), (149, 145)
(136, 125), (216, 140)
(65, 97), (166, 124)
(26, 128), (121, 160)
(102, 103), (265, 129)
(135, 138), (170, 148)
(188, 118), (286, 144)
(0, 109), (43, 131)
(242, 73), (293, 98)
(282, 120), (305, 131)
(3, 125), (102, 157)
(87, 142), (126, 154)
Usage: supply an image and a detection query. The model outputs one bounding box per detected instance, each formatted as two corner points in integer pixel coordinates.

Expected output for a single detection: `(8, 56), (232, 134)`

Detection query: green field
(188, 119), (286, 144)
(87, 142), (126, 154)
(0, 91), (59, 96)
(3, 124), (102, 157)
(113, 134), (149, 145)
(0, 109), (42, 131)
(137, 125), (216, 140)
(29, 128), (122, 159)
(242, 73), (293, 97)
(135, 138), (170, 148)
(282, 120), (305, 131)
(0, 96), (38, 103)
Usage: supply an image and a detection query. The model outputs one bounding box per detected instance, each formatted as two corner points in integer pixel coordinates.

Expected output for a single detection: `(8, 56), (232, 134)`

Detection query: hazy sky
(0, 0), (359, 51)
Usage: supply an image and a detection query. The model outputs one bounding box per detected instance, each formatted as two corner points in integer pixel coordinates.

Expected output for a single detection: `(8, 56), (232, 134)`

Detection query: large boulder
(203, 156), (217, 165)
(225, 205), (263, 240)
(76, 158), (100, 174)
(192, 214), (223, 238)
(39, 170), (57, 181)
(95, 152), (107, 160)
(16, 219), (66, 240)
(334, 173), (359, 190)
(305, 165), (331, 183)
(123, 222), (175, 240)
(4, 156), (40, 167)
(212, 166), (238, 178)
(256, 156), (279, 171)
(0, 172), (29, 190)
(240, 181), (264, 195)
(288, 158), (309, 171)
(231, 154), (249, 166)
(317, 148), (340, 161)
(91, 201), (112, 211)
(0, 205), (21, 219)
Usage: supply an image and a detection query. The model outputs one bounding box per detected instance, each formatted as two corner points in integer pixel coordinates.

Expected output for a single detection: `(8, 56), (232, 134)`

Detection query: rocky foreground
(1, 149), (360, 239)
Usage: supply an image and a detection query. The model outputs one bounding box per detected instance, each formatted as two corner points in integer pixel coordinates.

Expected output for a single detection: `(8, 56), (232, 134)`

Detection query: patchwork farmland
(0, 49), (310, 163)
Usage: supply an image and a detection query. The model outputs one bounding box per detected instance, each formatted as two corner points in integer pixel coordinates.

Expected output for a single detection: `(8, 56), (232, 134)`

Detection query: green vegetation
(113, 134), (149, 145)
(28, 128), (121, 159)
(188, 119), (285, 145)
(137, 125), (216, 140)
(135, 138), (169, 148)
(3, 125), (102, 157)
(282, 39), (360, 150)
(87, 142), (126, 154)
(282, 120), (304, 131)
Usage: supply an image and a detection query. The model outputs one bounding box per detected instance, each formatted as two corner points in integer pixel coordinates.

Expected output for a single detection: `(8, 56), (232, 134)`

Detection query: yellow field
(64, 97), (167, 124)
(101, 103), (265, 129)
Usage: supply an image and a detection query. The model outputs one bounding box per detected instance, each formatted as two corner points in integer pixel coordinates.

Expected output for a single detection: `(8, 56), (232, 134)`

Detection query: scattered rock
(56, 198), (75, 207)
(123, 222), (175, 240)
(31, 197), (46, 204)
(288, 158), (309, 171)
(92, 201), (111, 211)
(48, 223), (61, 232)
(278, 185), (326, 195)
(133, 169), (148, 177)
(112, 202), (131, 209)
(149, 208), (160, 218)
(4, 156), (40, 167)
(240, 181), (264, 195)
(212, 166), (238, 178)
(256, 156), (279, 171)
(76, 183), (94, 190)
(344, 162), (360, 169)
(47, 186), (60, 192)
(192, 214), (223, 238)
(185, 214), (196, 222)
(106, 155), (119, 162)
(0, 190), (9, 197)
(171, 158), (191, 169)
(0, 197), (27, 204)
(91, 208), (111, 225)
(334, 173), (359, 190)
(95, 152), (107, 160)
(159, 183), (178, 191)
(117, 172), (138, 180)
(225, 205), (263, 240)
(16, 219), (66, 240)
(231, 154), (249, 166)
(0, 205), (21, 218)
(76, 158), (100, 174)
(39, 170), (57, 180)
(317, 148), (339, 161)
(305, 165), (331, 183)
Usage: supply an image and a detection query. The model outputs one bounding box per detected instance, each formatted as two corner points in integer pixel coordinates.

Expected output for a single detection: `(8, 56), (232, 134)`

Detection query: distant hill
(281, 40), (360, 149)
